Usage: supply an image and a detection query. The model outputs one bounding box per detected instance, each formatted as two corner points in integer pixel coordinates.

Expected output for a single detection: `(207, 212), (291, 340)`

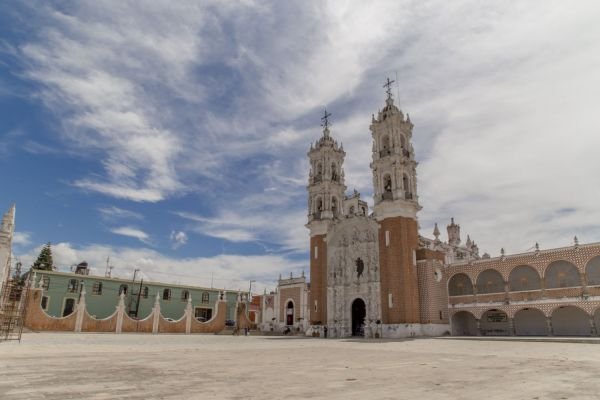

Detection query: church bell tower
(306, 110), (346, 324)
(370, 79), (421, 324)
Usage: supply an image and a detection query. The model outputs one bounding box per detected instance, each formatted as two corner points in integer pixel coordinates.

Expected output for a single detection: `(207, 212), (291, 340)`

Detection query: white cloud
(12, 1), (600, 260)
(110, 226), (151, 244)
(98, 206), (144, 222)
(13, 232), (31, 246)
(17, 242), (304, 293)
(169, 230), (188, 249)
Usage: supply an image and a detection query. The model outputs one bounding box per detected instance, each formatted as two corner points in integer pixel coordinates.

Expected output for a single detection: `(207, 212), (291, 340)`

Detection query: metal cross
(321, 108), (332, 129)
(383, 77), (395, 98)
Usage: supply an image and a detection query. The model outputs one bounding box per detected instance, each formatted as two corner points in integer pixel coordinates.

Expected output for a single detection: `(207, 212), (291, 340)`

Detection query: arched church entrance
(286, 301), (294, 326)
(351, 298), (366, 337)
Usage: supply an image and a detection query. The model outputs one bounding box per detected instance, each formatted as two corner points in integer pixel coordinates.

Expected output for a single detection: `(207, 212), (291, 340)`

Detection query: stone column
(74, 286), (86, 333)
(152, 293), (161, 334)
(590, 317), (597, 336)
(581, 272), (588, 297)
(508, 317), (516, 336)
(473, 285), (479, 304)
(540, 278), (546, 299)
(546, 317), (553, 336)
(115, 293), (125, 334)
(476, 318), (482, 336)
(185, 296), (193, 334)
(504, 280), (510, 303)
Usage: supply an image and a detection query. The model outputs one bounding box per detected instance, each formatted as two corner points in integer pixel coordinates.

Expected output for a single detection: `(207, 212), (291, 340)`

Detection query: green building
(31, 269), (242, 322)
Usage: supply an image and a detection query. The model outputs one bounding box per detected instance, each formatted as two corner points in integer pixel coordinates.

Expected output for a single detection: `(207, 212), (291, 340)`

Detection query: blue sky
(1, 1), (600, 292)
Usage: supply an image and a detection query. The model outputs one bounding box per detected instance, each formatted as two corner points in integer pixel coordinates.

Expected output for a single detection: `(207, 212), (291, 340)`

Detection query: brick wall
(378, 216), (420, 324)
(309, 234), (327, 324)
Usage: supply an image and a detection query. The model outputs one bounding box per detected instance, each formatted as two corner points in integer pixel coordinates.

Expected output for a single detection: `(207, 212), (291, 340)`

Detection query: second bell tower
(370, 79), (422, 324)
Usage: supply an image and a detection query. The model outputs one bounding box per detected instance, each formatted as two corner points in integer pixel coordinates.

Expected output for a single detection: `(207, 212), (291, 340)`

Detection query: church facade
(262, 83), (600, 338)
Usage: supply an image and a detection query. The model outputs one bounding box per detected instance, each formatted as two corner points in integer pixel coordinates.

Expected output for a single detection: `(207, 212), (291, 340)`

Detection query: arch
(181, 290), (189, 301)
(361, 206), (366, 216)
(316, 162), (323, 177)
(585, 256), (600, 286)
(285, 300), (294, 326)
(551, 306), (591, 336)
(451, 311), (477, 336)
(448, 273), (474, 296)
(381, 135), (390, 151)
(480, 309), (510, 336)
(509, 265), (541, 291)
(383, 174), (392, 193)
(162, 288), (171, 301)
(402, 174), (411, 199)
(545, 260), (580, 288)
(514, 308), (547, 336)
(331, 162), (338, 182)
(315, 197), (323, 212)
(351, 298), (366, 336)
(118, 284), (128, 296)
(331, 196), (338, 216)
(201, 292), (210, 304)
(476, 269), (505, 294)
(349, 206), (355, 215)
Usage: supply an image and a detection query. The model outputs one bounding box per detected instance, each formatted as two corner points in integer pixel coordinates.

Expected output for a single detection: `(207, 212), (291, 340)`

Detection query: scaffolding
(0, 279), (29, 342)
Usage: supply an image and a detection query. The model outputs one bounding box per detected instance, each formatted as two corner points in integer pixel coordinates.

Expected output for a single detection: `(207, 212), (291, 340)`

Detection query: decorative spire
(433, 223), (440, 241)
(466, 235), (472, 247)
(321, 108), (332, 137)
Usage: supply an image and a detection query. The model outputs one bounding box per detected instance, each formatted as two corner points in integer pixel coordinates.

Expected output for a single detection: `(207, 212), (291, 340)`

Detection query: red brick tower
(370, 80), (422, 324)
(306, 110), (346, 325)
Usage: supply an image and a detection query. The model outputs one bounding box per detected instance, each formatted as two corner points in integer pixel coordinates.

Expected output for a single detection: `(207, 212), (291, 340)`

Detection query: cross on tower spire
(383, 77), (395, 100)
(321, 108), (332, 136)
(321, 108), (332, 129)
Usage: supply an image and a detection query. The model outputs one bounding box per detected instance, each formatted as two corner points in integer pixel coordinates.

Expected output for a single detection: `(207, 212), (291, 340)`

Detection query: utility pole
(129, 268), (140, 316)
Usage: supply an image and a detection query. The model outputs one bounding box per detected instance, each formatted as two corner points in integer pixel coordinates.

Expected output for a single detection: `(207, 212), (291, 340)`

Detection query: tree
(32, 242), (55, 271)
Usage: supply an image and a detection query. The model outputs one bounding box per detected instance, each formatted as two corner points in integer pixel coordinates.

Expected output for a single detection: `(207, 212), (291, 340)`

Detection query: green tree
(32, 242), (55, 271)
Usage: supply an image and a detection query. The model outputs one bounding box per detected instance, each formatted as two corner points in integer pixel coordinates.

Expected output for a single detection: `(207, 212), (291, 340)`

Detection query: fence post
(185, 295), (193, 334)
(152, 293), (161, 334)
(115, 293), (125, 334)
(74, 286), (86, 333)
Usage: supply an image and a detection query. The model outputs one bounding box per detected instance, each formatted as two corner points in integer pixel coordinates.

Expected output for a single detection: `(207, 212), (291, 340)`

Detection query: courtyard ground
(1, 333), (599, 399)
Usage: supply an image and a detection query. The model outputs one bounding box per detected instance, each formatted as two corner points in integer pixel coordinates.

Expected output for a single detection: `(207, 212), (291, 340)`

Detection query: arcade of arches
(448, 255), (600, 337)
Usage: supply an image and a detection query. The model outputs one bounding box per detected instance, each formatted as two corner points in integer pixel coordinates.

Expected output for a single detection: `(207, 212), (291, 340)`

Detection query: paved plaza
(1, 333), (599, 399)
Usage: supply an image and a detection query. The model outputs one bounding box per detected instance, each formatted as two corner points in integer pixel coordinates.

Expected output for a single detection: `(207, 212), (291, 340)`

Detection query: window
(41, 296), (49, 310)
(41, 276), (50, 290)
(388, 293), (393, 308)
(331, 162), (338, 181)
(181, 290), (189, 301)
(385, 231), (390, 247)
(142, 286), (149, 299)
(63, 298), (75, 317)
(92, 281), (103, 295)
(67, 279), (78, 293)
(314, 246), (318, 259)
(119, 284), (128, 296)
(163, 288), (171, 301)
(195, 307), (212, 322)
(201, 292), (210, 304)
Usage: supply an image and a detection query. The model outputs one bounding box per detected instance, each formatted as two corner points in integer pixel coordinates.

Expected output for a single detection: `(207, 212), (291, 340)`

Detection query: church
(258, 81), (600, 338)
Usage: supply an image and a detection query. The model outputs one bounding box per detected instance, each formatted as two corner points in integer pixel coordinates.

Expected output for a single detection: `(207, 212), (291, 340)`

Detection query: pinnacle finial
(433, 223), (440, 240)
